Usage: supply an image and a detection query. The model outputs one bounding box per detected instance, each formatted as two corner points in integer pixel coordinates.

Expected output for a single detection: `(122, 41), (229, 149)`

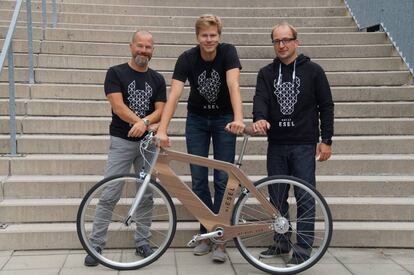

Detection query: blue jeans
(267, 144), (316, 250)
(185, 112), (236, 234)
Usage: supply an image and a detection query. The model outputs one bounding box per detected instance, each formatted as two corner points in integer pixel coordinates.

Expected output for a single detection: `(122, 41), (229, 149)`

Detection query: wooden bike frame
(153, 147), (279, 241)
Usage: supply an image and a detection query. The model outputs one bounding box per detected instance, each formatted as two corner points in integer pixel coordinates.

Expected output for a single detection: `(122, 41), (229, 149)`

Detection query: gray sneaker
(193, 242), (211, 256)
(212, 246), (227, 263)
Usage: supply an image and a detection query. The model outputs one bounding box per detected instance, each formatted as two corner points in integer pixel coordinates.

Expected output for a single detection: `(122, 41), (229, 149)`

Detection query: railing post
(7, 42), (17, 156)
(41, 0), (47, 38)
(25, 0), (34, 84)
(52, 0), (58, 28)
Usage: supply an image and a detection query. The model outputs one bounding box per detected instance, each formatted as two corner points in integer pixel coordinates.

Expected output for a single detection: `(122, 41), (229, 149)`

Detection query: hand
(148, 123), (160, 132)
(155, 131), (171, 148)
(252, 119), (270, 135)
(316, 143), (332, 162)
(128, 120), (146, 138)
(225, 120), (245, 135)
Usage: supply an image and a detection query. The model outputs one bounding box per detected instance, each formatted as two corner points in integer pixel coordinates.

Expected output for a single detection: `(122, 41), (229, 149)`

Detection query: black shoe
(84, 247), (101, 267)
(259, 243), (291, 258)
(136, 244), (154, 258)
(286, 246), (311, 266)
(286, 254), (309, 266)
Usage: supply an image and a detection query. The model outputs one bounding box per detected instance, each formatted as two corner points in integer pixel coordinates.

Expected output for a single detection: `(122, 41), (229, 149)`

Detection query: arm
(107, 93), (165, 138)
(106, 93), (146, 138)
(156, 79), (185, 147)
(224, 68), (245, 134)
(252, 70), (271, 134)
(314, 66), (334, 162)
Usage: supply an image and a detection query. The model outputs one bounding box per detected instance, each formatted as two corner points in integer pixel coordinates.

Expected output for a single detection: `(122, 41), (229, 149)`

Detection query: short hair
(195, 14), (223, 36)
(270, 22), (298, 40)
(131, 30), (153, 43)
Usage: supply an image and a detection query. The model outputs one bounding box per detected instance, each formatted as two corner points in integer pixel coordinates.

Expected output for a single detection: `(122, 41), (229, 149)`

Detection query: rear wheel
(232, 175), (332, 274)
(77, 174), (176, 270)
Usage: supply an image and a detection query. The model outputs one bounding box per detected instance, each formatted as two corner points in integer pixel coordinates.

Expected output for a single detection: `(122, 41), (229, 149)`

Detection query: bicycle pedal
(186, 238), (197, 247)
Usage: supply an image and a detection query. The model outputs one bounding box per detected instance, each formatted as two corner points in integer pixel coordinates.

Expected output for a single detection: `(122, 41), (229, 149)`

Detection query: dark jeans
(267, 143), (316, 251)
(185, 112), (236, 234)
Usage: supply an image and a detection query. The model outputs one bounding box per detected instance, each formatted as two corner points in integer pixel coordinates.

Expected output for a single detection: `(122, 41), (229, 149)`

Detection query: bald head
(131, 30), (153, 44)
(129, 30), (154, 70)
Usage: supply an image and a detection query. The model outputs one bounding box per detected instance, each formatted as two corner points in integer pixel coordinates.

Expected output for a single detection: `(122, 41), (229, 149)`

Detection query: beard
(134, 54), (150, 67)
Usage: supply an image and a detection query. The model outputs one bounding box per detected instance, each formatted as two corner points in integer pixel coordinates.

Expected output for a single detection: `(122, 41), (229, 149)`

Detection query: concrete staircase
(1, 0), (414, 250)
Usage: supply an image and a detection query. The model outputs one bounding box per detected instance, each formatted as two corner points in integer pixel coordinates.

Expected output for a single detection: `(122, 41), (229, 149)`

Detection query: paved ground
(0, 248), (413, 274)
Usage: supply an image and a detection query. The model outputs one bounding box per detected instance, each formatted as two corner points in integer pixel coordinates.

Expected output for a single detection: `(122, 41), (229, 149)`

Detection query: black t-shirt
(104, 63), (167, 141)
(172, 43), (242, 115)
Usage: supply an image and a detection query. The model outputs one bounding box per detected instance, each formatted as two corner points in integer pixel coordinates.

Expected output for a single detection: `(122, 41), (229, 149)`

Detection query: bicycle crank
(186, 228), (224, 247)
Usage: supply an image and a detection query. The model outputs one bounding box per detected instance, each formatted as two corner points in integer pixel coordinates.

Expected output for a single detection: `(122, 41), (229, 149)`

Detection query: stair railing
(0, 0), (58, 156)
(344, 0), (414, 79)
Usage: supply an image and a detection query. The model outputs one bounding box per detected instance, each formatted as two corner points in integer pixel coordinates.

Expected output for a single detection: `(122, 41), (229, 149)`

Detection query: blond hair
(270, 22), (298, 41)
(195, 14), (223, 35)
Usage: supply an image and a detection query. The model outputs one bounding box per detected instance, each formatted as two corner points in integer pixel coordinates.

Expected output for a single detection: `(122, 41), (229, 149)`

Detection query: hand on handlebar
(251, 119), (270, 135)
(224, 120), (245, 135)
(147, 123), (159, 133)
(155, 131), (171, 148)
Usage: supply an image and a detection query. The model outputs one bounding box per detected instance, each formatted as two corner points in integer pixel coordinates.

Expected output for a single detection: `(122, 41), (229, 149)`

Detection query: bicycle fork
(123, 173), (151, 226)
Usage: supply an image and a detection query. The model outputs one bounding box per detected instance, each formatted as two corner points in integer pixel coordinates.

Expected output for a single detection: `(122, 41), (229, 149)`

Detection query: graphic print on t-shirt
(273, 77), (301, 115)
(197, 70), (221, 103)
(127, 81), (153, 118)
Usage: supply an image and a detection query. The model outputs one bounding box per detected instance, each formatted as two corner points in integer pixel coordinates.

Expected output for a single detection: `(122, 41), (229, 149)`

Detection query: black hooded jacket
(253, 54), (334, 144)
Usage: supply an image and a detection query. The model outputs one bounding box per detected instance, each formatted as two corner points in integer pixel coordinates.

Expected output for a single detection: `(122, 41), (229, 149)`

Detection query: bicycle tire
(76, 174), (177, 270)
(232, 175), (332, 275)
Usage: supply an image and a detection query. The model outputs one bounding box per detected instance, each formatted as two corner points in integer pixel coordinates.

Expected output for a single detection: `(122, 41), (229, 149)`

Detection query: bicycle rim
(76, 174), (176, 270)
(232, 176), (332, 274)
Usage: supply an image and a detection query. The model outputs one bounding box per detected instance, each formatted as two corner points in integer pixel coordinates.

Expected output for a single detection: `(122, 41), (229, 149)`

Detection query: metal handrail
(0, 0), (27, 156)
(0, 0), (58, 155)
(344, 0), (414, 78)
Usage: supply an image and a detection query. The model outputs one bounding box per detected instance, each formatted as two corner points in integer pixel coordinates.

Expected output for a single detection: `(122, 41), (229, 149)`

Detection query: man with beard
(84, 30), (167, 266)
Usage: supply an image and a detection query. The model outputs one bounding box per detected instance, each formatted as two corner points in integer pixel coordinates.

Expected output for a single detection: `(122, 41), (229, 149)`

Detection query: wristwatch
(142, 118), (150, 126)
(321, 139), (332, 146)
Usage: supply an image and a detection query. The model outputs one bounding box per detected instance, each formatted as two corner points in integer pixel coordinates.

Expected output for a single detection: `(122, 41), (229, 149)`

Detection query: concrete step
(0, 39), (41, 54)
(2, 67), (410, 86)
(0, 221), (413, 250)
(2, 99), (414, 118)
(1, 153), (414, 176)
(6, 54), (402, 72)
(1, 0), (346, 8)
(1, 197), (413, 223)
(0, 26), (43, 40)
(2, 117), (414, 136)
(1, 3), (349, 17)
(5, 54), (406, 72)
(1, 135), (413, 155)
(5, 27), (383, 48)
(59, 0), (346, 7)
(43, 29), (387, 45)
(0, 10), (357, 28)
(10, 40), (394, 58)
(2, 84), (413, 102)
(3, 175), (414, 199)
(62, 6), (349, 18)
(0, 21), (359, 33)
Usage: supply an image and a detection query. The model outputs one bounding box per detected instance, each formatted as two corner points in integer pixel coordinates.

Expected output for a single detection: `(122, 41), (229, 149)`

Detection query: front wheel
(76, 174), (177, 270)
(232, 175), (332, 275)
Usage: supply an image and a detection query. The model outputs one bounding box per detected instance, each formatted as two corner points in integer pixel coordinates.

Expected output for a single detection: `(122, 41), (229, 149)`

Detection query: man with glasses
(252, 22), (334, 265)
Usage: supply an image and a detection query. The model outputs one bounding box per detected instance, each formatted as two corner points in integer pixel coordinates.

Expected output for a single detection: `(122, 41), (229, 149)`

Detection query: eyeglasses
(271, 38), (296, 46)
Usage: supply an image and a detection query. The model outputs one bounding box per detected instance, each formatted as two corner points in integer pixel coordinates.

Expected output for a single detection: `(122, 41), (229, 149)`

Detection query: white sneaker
(212, 246), (227, 263)
(193, 242), (211, 256)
